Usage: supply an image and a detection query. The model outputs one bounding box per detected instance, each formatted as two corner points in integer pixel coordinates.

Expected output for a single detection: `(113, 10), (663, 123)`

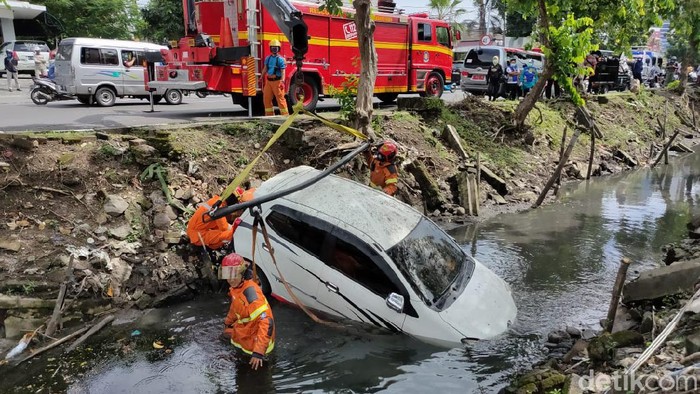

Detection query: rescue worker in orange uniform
(221, 253), (275, 370)
(365, 141), (399, 196)
(186, 187), (255, 250)
(262, 39), (289, 116)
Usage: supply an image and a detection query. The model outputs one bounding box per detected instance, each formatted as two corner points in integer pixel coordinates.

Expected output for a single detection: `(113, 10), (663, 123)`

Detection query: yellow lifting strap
(218, 101), (368, 203)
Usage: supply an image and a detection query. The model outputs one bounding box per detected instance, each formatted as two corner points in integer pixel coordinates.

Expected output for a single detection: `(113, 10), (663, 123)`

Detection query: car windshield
(387, 218), (470, 307)
(464, 48), (499, 68)
(15, 42), (49, 52)
(453, 51), (469, 64)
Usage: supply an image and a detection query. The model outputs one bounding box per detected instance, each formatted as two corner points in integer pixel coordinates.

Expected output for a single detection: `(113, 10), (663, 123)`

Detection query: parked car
(0, 40), (50, 76)
(452, 46), (475, 86)
(53, 37), (183, 107)
(460, 46), (536, 94)
(232, 166), (517, 348)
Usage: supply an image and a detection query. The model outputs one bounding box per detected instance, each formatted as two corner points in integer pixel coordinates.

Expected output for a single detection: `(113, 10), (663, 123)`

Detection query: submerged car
(232, 166), (517, 347)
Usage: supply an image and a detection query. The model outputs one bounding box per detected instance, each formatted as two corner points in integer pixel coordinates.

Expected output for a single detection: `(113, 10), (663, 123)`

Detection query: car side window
(324, 237), (400, 298)
(417, 23), (432, 42)
(81, 47), (101, 65)
(101, 49), (119, 66)
(266, 210), (325, 258)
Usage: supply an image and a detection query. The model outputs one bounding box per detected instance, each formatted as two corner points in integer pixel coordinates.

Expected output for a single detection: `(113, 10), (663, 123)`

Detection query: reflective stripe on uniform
(385, 178), (398, 185)
(197, 203), (212, 210)
(369, 182), (381, 189)
(236, 303), (269, 324)
(230, 338), (275, 355)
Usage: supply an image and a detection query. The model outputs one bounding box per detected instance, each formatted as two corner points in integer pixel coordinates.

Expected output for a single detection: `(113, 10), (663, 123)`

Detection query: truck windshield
(387, 218), (472, 308)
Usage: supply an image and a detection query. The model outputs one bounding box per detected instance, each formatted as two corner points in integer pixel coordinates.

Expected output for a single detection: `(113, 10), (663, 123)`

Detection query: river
(3, 151), (700, 393)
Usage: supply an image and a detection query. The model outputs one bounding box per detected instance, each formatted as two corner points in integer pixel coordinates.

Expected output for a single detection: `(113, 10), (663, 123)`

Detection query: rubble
(103, 195), (130, 217)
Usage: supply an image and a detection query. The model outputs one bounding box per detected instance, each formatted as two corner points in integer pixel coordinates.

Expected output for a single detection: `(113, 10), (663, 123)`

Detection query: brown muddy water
(2, 150), (700, 393)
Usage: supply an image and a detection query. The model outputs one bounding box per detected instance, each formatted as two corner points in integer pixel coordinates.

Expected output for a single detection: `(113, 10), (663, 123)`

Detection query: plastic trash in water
(5, 333), (33, 360)
(131, 330), (141, 337)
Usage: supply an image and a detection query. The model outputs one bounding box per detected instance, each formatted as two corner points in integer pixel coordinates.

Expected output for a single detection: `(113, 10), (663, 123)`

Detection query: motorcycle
(30, 77), (74, 105)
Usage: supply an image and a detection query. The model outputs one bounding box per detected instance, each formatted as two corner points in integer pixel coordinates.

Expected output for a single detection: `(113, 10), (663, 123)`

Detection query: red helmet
(377, 141), (398, 161)
(219, 253), (247, 280)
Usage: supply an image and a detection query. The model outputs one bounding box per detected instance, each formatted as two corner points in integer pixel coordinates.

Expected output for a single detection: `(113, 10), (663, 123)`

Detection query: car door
(316, 226), (407, 333)
(256, 205), (335, 311)
(121, 49), (145, 96)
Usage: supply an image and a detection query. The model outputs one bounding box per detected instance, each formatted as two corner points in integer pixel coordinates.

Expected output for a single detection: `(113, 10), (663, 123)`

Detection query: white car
(232, 166), (517, 348)
(0, 40), (50, 76)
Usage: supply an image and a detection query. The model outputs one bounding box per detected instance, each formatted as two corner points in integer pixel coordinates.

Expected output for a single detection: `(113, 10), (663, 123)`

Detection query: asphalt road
(0, 76), (465, 133)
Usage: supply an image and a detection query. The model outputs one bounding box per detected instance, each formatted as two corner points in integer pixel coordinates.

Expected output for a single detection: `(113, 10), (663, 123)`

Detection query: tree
(506, 0), (674, 129)
(32, 0), (143, 40)
(140, 0), (184, 43)
(321, 0), (377, 139)
(667, 0), (700, 92)
(429, 0), (467, 28)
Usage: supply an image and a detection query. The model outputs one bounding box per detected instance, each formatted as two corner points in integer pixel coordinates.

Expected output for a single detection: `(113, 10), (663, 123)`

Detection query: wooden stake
(65, 315), (114, 353)
(652, 128), (683, 168)
(472, 175), (480, 216)
(554, 127), (568, 196)
(476, 152), (481, 214)
(586, 130), (595, 179)
(664, 103), (669, 165)
(17, 326), (89, 365)
(535, 126), (581, 208)
(465, 173), (473, 216)
(692, 102), (697, 133)
(45, 283), (67, 338)
(605, 257), (631, 333)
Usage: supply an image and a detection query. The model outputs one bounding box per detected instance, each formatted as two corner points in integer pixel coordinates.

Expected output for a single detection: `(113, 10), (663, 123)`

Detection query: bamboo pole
(605, 257), (631, 333)
(554, 127), (568, 196)
(476, 153), (481, 215)
(586, 130), (595, 179)
(65, 315), (114, 353)
(692, 102), (697, 133)
(652, 128), (683, 168)
(465, 173), (473, 216)
(534, 126), (582, 208)
(17, 326), (89, 365)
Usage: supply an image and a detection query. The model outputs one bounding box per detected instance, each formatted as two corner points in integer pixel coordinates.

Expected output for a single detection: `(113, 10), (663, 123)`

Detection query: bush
(667, 80), (681, 91)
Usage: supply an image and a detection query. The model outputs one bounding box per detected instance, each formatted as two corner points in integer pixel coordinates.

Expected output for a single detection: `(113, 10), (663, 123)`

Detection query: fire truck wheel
(377, 93), (399, 104)
(95, 87), (116, 107)
(288, 79), (319, 111)
(420, 72), (444, 98)
(165, 89), (183, 105)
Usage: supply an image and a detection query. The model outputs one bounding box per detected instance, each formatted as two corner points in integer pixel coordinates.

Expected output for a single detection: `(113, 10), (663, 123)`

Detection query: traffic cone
(219, 17), (233, 48)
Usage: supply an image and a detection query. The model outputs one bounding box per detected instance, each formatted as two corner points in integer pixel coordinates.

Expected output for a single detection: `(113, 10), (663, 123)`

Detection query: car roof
(257, 166), (423, 249)
(58, 38), (165, 50)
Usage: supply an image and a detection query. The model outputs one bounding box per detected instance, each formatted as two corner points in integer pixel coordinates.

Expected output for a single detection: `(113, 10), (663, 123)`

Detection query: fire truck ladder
(247, 0), (263, 79)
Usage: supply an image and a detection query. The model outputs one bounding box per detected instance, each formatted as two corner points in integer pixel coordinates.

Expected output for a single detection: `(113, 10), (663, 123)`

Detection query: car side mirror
(386, 292), (404, 313)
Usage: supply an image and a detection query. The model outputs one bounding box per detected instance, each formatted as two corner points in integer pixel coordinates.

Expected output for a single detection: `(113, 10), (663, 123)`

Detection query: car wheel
(95, 87), (116, 107)
(256, 267), (272, 296)
(420, 72), (444, 98)
(165, 89), (183, 105)
(77, 96), (91, 105)
(377, 93), (399, 104)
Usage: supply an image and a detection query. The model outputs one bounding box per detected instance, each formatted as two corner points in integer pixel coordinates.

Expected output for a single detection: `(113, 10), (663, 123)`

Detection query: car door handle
(325, 282), (339, 293)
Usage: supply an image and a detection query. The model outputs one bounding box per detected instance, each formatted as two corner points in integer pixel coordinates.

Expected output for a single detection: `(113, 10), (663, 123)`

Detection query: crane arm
(259, 0), (309, 62)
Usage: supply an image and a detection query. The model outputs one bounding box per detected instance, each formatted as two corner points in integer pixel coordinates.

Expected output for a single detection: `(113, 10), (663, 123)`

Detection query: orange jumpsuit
(186, 195), (239, 250)
(262, 54), (289, 116)
(368, 157), (399, 196)
(224, 280), (275, 357)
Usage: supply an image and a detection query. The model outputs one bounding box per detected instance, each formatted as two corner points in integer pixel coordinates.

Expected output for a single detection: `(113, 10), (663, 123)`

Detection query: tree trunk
(353, 0), (378, 140)
(512, 0), (551, 129)
(478, 0), (487, 35)
(680, 36), (699, 95)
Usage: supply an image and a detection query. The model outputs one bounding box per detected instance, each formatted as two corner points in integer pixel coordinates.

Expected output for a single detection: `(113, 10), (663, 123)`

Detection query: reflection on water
(10, 152), (700, 393)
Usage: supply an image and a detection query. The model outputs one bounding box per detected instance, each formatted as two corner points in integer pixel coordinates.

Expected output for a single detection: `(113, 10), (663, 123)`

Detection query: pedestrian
(633, 58), (643, 84)
(544, 78), (560, 99)
(187, 186), (255, 252)
(4, 50), (21, 92)
(519, 64), (538, 97)
(505, 58), (520, 100)
(221, 253), (275, 370)
(34, 49), (47, 77)
(262, 39), (289, 116)
(365, 141), (399, 196)
(486, 55), (503, 102)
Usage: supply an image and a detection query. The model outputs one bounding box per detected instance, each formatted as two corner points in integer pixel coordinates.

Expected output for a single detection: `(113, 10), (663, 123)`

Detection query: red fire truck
(147, 0), (454, 112)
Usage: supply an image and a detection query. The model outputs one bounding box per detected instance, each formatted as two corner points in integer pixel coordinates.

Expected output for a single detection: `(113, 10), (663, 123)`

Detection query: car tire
(95, 87), (116, 107)
(77, 96), (91, 105)
(165, 89), (183, 105)
(256, 267), (272, 297)
(420, 72), (444, 98)
(377, 93), (399, 104)
(287, 76), (319, 111)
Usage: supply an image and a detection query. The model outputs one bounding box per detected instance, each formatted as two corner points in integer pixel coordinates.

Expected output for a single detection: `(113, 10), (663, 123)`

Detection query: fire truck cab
(146, 0), (453, 113)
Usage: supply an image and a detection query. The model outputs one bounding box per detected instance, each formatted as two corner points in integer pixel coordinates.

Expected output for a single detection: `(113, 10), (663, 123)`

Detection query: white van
(231, 166), (517, 348)
(54, 38), (183, 107)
